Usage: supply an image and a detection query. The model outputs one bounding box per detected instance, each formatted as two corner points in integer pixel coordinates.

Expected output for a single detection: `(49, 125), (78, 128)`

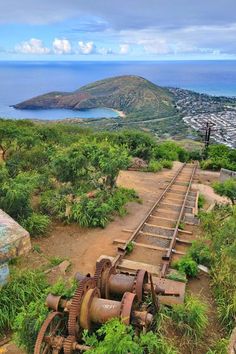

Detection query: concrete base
(0, 209), (31, 264)
(0, 209), (31, 285)
(0, 262), (10, 286)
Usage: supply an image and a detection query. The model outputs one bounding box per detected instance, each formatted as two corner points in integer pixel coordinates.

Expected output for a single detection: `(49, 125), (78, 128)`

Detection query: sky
(0, 0), (236, 61)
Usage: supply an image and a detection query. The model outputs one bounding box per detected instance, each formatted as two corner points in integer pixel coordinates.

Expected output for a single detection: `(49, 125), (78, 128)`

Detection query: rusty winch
(75, 258), (168, 302)
(34, 277), (154, 354)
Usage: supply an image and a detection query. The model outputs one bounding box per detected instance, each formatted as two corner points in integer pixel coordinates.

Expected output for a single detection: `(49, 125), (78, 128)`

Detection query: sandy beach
(114, 109), (126, 118)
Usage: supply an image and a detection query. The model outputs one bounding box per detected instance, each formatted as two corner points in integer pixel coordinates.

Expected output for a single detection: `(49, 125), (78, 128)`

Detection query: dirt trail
(25, 163), (182, 276)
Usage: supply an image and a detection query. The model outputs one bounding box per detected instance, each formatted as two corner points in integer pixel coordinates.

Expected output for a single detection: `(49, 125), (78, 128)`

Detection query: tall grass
(206, 338), (229, 354)
(0, 270), (48, 335)
(164, 295), (208, 341)
(200, 205), (236, 333)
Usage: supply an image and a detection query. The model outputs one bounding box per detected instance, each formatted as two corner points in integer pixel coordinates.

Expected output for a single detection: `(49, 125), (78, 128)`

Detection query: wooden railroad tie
(113, 239), (187, 256)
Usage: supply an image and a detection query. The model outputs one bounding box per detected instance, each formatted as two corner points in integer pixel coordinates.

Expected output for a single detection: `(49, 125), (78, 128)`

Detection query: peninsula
(13, 75), (236, 147)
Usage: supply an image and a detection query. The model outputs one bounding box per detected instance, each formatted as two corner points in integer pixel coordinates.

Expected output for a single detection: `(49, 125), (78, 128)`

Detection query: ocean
(0, 60), (236, 120)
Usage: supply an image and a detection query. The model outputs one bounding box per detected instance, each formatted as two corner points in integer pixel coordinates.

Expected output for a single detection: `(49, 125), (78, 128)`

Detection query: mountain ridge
(13, 75), (176, 117)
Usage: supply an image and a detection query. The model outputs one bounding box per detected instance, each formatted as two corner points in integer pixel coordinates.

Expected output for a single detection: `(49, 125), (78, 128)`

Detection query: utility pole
(202, 121), (216, 157)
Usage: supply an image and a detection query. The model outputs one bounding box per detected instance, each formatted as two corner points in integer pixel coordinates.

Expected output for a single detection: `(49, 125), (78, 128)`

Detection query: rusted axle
(75, 258), (175, 302)
(46, 288), (153, 330)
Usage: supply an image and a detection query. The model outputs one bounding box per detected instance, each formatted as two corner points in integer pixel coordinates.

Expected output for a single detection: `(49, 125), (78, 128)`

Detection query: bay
(0, 60), (236, 120)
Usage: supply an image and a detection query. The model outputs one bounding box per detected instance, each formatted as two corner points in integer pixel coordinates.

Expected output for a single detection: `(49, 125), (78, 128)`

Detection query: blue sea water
(0, 60), (236, 120)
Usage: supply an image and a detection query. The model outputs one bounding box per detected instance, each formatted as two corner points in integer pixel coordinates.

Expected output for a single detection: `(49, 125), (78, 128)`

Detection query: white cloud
(15, 38), (50, 54)
(52, 38), (72, 54)
(78, 41), (95, 54)
(119, 44), (130, 54)
(97, 47), (113, 55)
(138, 39), (171, 54)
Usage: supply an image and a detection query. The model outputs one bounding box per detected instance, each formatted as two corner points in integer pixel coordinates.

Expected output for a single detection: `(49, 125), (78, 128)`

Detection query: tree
(0, 173), (39, 220)
(52, 141), (130, 189)
(213, 179), (236, 205)
(0, 120), (37, 161)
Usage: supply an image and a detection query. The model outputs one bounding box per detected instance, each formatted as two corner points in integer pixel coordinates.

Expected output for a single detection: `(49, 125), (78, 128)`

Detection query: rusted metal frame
(112, 163), (187, 266)
(160, 164), (197, 277)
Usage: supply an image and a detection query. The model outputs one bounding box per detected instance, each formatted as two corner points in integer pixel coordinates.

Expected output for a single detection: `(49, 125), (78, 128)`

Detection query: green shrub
(0, 172), (40, 220)
(213, 178), (236, 205)
(21, 213), (51, 237)
(13, 296), (49, 354)
(0, 181), (32, 220)
(153, 141), (179, 161)
(188, 240), (211, 267)
(106, 130), (156, 161)
(83, 318), (178, 354)
(52, 141), (130, 189)
(173, 256), (198, 278)
(71, 188), (139, 228)
(107, 187), (139, 216)
(71, 194), (112, 228)
(200, 158), (229, 171)
(0, 270), (48, 335)
(48, 256), (66, 267)
(126, 241), (134, 254)
(189, 150), (202, 161)
(178, 221), (185, 230)
(198, 194), (205, 209)
(146, 160), (163, 172)
(40, 190), (68, 219)
(49, 278), (77, 298)
(201, 144), (236, 172)
(0, 163), (9, 183)
(168, 295), (208, 340)
(166, 270), (187, 283)
(160, 159), (173, 169)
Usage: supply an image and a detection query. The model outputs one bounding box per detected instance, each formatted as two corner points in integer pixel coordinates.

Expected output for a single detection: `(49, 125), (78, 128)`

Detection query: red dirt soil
(31, 164), (181, 276)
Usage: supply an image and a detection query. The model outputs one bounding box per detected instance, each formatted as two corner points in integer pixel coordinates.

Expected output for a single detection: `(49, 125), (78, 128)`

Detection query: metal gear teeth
(94, 258), (112, 289)
(63, 335), (76, 354)
(68, 278), (96, 339)
(131, 270), (140, 299)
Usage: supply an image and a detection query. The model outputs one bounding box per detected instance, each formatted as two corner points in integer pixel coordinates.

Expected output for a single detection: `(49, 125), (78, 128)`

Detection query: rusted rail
(160, 163), (197, 277)
(112, 163), (187, 266)
(112, 162), (198, 276)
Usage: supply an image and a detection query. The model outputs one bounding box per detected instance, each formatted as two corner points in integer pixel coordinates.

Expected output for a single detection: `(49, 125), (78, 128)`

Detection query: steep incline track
(112, 163), (198, 278)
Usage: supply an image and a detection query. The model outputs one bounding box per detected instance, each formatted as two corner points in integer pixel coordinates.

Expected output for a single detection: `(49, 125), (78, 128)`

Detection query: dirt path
(23, 163), (182, 277)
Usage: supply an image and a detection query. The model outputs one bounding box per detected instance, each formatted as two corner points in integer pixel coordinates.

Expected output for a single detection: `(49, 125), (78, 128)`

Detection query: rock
(45, 260), (71, 276)
(198, 265), (209, 274)
(58, 260), (71, 274)
(129, 157), (148, 170)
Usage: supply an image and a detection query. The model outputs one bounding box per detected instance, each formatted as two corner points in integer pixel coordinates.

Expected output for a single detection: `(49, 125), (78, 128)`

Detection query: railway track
(99, 162), (199, 304)
(34, 163), (199, 352)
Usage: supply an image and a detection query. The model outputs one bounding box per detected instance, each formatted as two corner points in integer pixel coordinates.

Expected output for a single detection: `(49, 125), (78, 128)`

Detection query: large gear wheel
(132, 269), (148, 302)
(68, 277), (96, 340)
(120, 292), (137, 326)
(34, 311), (64, 354)
(94, 258), (112, 297)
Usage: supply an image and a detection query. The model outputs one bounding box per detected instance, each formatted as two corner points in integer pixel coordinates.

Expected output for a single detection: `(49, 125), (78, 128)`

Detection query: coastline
(113, 109), (126, 118)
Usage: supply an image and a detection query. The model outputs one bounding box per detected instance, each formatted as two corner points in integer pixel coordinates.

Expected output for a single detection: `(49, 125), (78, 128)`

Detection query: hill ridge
(13, 75), (176, 116)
